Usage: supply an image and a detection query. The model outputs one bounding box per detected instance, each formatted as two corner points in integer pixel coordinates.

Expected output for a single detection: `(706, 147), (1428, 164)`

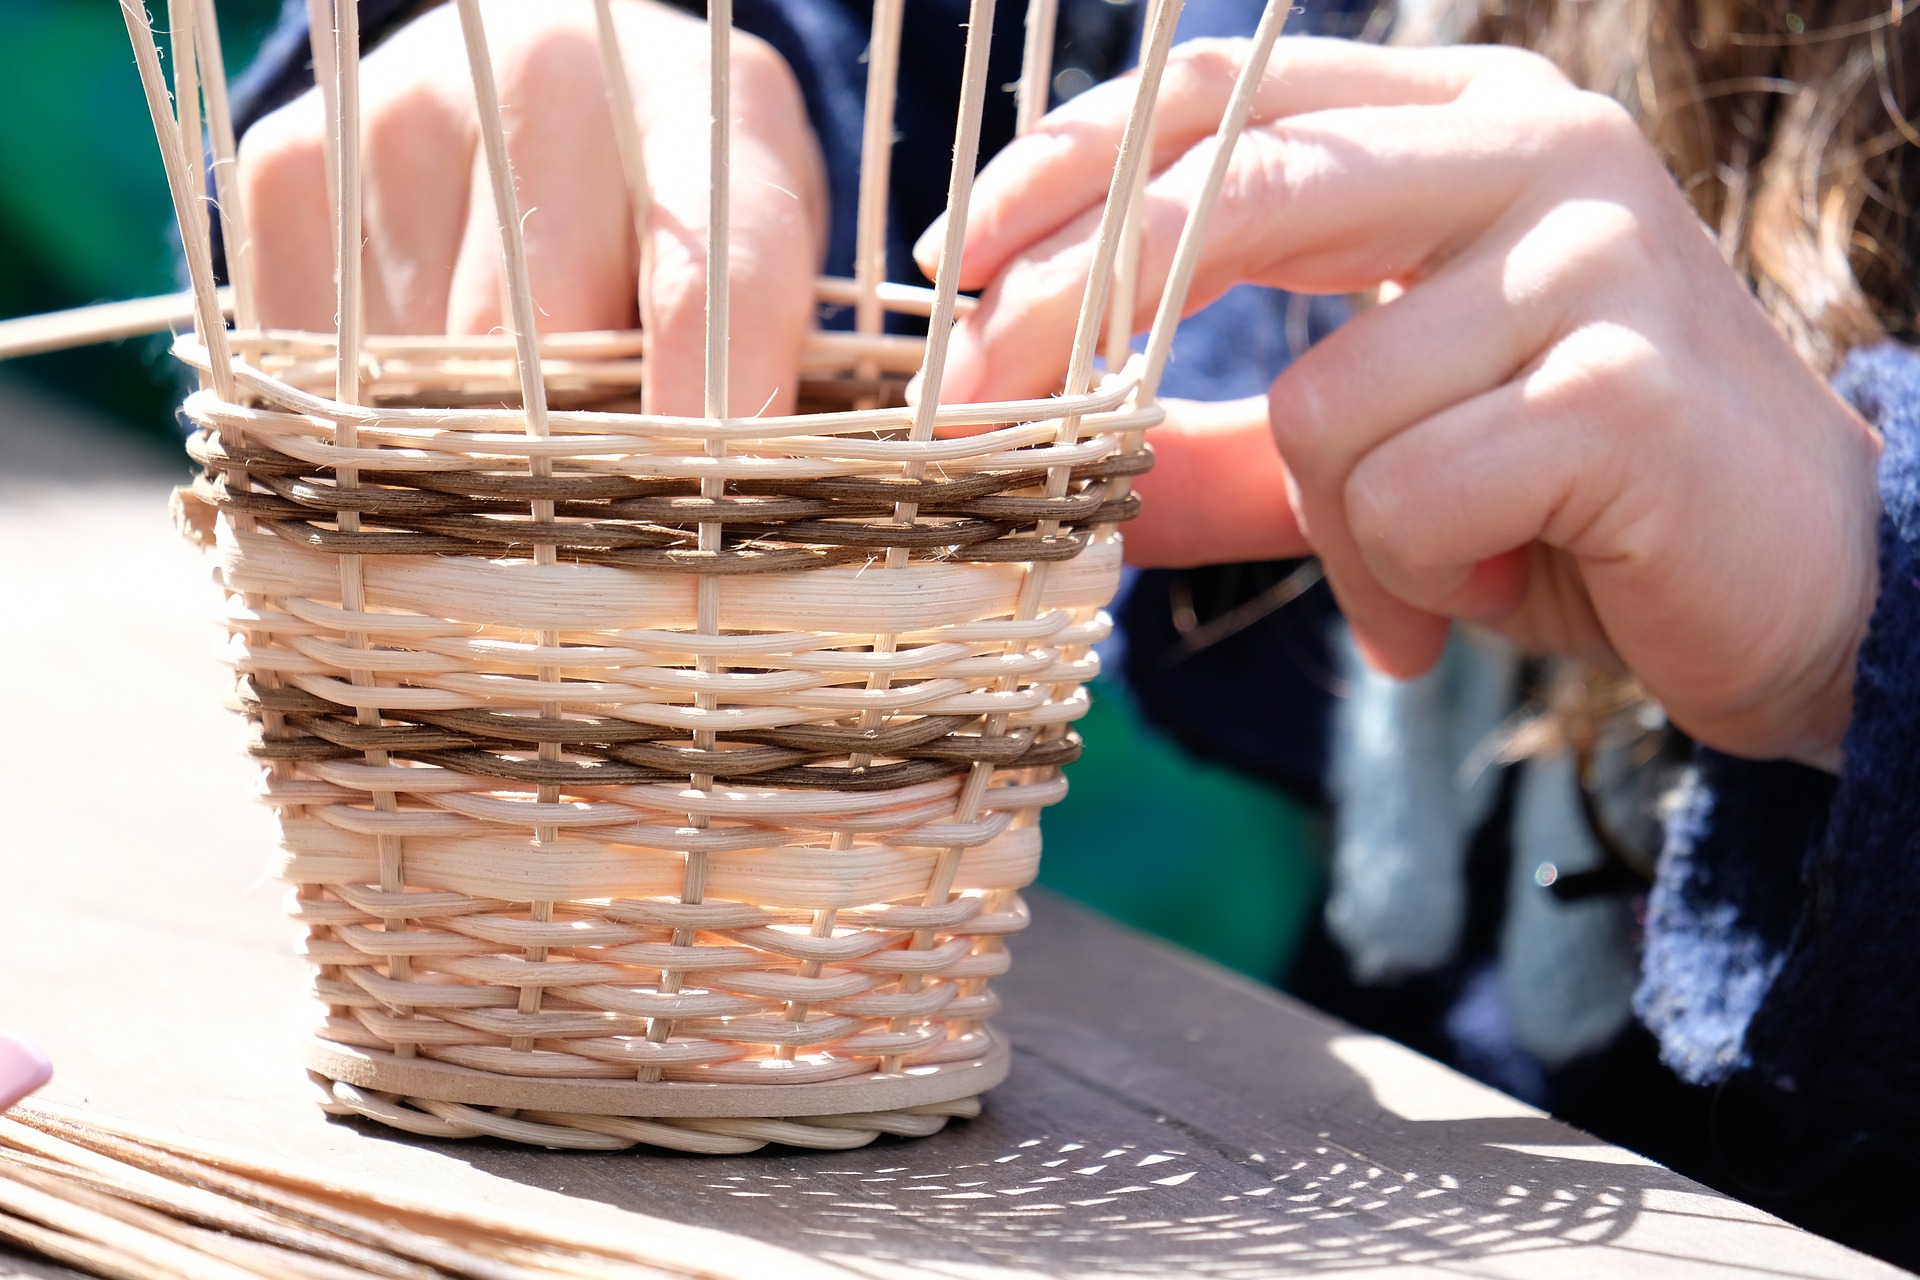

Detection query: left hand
(923, 36), (1884, 768)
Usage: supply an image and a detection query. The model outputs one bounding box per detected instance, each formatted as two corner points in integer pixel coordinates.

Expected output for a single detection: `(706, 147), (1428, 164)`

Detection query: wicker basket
(127, 0), (1285, 1151)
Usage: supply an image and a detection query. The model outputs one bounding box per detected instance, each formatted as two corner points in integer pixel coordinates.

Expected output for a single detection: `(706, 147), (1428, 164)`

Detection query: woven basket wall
(127, 0), (1282, 1152)
(170, 323), (1144, 1152)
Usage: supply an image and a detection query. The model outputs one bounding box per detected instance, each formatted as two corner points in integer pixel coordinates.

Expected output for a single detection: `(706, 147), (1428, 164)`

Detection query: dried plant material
(0, 1102), (842, 1279)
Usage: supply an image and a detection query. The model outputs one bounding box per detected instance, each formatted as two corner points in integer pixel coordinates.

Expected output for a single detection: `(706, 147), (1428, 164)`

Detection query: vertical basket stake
(166, 0), (206, 329)
(1105, 0), (1170, 374)
(948, 0), (1188, 1048)
(193, 0), (256, 334)
(119, 2), (234, 405)
(1138, 0), (1288, 405)
(304, 0), (342, 282)
(591, 0), (656, 411)
(1016, 0), (1060, 136)
(771, 0), (911, 1060)
(873, 0), (1001, 1073)
(637, 0), (737, 1081)
(322, 0), (419, 1056)
(452, 0), (566, 1054)
(853, 0), (905, 382)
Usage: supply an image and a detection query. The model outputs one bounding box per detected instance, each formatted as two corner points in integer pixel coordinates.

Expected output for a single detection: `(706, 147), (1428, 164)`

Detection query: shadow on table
(348, 1033), (1774, 1278)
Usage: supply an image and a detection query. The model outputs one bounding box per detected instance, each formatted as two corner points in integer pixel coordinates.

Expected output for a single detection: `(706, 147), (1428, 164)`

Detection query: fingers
(359, 14), (478, 334)
(921, 38), (1563, 291)
(238, 92), (335, 331)
(1336, 361), (1631, 671)
(1126, 396), (1310, 567)
(942, 94), (1578, 403)
(446, 11), (634, 337)
(1266, 195), (1679, 671)
(238, 0), (824, 419)
(631, 27), (825, 416)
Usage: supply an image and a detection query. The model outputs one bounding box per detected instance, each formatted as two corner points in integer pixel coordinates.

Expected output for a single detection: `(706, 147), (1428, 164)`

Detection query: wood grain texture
(0, 444), (1900, 1277)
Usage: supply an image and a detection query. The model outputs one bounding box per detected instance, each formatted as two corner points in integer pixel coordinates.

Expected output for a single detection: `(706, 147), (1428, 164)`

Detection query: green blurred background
(0, 0), (1323, 982)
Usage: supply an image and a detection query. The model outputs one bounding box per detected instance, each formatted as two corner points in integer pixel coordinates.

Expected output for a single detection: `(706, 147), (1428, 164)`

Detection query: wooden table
(0, 381), (1903, 1279)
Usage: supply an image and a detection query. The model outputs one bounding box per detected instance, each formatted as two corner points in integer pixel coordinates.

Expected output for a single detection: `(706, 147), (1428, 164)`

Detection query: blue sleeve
(1637, 341), (1920, 1147)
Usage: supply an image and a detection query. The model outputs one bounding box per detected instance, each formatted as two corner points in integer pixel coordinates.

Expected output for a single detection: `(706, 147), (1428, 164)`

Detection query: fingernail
(912, 215), (948, 280)
(0, 1035), (52, 1110)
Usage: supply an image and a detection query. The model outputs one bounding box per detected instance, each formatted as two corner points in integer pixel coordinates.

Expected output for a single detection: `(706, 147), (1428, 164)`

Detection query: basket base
(306, 1031), (1010, 1152)
(314, 1076), (988, 1153)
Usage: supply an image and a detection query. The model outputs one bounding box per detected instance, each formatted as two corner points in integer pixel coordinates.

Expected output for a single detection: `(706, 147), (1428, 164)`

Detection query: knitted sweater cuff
(1637, 341), (1920, 1142)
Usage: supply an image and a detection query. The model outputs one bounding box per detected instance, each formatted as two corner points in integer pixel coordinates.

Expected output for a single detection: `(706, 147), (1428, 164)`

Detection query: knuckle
(1534, 322), (1677, 423)
(646, 249), (707, 322)
(730, 31), (796, 94)
(1342, 465), (1398, 554)
(497, 20), (599, 93)
(1521, 198), (1654, 293)
(1173, 37), (1248, 90)
(1550, 90), (1644, 160)
(361, 79), (454, 155)
(1455, 45), (1576, 106)
(237, 99), (325, 195)
(1266, 363), (1338, 466)
(1478, 45), (1573, 92)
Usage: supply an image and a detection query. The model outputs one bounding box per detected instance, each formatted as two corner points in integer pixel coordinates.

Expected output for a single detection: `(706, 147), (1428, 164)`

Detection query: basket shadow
(346, 894), (1786, 1277)
(366, 1040), (1729, 1277)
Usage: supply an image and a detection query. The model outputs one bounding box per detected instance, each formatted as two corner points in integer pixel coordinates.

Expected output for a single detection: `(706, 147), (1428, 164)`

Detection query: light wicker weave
(125, 0), (1287, 1151)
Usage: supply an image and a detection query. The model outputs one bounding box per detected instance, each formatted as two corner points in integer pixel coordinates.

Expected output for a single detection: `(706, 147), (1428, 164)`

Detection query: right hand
(237, 0), (827, 417)
(930, 36), (1883, 767)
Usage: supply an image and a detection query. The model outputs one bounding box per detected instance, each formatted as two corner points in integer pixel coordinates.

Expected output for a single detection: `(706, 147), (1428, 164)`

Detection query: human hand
(0, 1035), (51, 1111)
(929, 37), (1884, 767)
(238, 0), (826, 416)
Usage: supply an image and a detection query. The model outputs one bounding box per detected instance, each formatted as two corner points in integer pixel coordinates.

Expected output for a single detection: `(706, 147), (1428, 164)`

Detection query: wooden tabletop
(0, 379), (1903, 1279)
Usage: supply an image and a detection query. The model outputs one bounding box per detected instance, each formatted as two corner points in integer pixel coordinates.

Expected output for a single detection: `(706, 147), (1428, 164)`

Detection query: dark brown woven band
(241, 679), (1082, 789)
(189, 430), (1148, 573)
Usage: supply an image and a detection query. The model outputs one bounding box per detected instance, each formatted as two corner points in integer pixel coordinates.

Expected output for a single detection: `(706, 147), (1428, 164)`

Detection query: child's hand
(933, 37), (1884, 768)
(237, 0), (826, 416)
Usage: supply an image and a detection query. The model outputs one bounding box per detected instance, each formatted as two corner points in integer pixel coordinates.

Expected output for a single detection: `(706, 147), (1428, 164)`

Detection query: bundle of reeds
(0, 1100), (847, 1279)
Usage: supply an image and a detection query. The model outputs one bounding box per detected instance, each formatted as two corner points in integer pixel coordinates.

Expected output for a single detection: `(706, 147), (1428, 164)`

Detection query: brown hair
(1423, 0), (1920, 373)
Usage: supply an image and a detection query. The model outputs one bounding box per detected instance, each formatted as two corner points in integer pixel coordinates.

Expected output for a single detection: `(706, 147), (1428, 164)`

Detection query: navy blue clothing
(1643, 346), (1920, 1139)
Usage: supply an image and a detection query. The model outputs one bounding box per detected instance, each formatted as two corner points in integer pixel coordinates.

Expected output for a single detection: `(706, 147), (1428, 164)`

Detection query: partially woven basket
(128, 0), (1285, 1151)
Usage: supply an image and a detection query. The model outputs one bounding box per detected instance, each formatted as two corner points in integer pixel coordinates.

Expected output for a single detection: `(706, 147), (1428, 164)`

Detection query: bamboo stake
(451, 0), (568, 1054)
(120, 0), (235, 405)
(1139, 0), (1289, 401)
(1058, 0), (1182, 407)
(646, 0), (736, 1083)
(194, 0), (257, 332)
(876, 0), (1000, 1074)
(304, 0), (342, 276)
(0, 288), (232, 361)
(1016, 0), (1061, 135)
(0, 280), (972, 365)
(1106, 0), (1169, 374)
(591, 0), (656, 411)
(853, 0), (905, 354)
